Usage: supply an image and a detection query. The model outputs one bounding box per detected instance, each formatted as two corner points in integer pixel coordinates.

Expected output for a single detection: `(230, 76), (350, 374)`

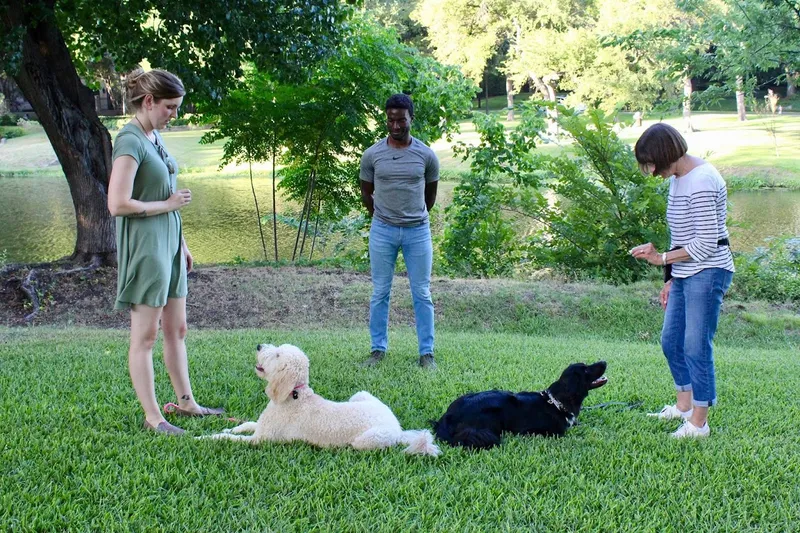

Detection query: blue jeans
(369, 218), (434, 356)
(661, 268), (733, 407)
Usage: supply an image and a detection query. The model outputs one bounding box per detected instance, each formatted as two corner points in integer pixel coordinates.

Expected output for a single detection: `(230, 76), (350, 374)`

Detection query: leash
(163, 402), (244, 423)
(582, 401), (643, 411)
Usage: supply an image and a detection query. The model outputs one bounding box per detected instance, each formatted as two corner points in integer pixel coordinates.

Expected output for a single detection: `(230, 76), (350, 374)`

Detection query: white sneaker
(647, 404), (693, 420)
(671, 420), (710, 439)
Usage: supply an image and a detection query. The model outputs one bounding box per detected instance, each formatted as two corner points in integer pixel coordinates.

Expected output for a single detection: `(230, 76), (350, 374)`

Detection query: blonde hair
(125, 68), (185, 110)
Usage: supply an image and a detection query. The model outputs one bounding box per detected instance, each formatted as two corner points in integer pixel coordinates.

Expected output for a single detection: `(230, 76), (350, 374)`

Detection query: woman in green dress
(108, 68), (223, 434)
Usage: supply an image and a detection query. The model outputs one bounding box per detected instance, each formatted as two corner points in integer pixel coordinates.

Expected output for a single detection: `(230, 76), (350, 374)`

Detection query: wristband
(661, 252), (667, 266)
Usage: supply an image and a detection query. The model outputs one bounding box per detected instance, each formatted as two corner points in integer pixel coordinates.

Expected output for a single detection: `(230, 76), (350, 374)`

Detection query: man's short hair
(634, 123), (687, 176)
(385, 93), (414, 118)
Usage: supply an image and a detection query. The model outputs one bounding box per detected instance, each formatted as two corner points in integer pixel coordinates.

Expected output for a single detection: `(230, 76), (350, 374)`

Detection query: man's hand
(360, 180), (375, 217)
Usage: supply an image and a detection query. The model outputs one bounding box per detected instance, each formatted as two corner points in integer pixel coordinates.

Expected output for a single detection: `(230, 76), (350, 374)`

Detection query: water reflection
(0, 174), (798, 263)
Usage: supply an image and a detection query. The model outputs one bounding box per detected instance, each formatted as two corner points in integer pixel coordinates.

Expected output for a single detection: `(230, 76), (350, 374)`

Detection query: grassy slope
(1, 325), (798, 531)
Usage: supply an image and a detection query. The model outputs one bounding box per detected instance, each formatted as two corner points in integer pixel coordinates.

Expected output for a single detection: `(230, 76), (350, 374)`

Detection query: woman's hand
(183, 241), (193, 273)
(660, 280), (672, 310)
(168, 189), (192, 211)
(629, 242), (663, 266)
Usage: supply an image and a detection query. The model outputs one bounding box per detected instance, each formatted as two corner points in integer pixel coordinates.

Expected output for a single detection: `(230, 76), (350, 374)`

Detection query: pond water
(0, 174), (797, 264)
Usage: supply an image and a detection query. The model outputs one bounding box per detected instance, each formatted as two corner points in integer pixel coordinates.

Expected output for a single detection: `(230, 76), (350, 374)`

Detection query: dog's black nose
(257, 344), (264, 351)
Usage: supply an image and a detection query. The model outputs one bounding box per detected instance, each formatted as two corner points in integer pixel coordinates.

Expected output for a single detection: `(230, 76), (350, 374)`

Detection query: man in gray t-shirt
(360, 94), (440, 369)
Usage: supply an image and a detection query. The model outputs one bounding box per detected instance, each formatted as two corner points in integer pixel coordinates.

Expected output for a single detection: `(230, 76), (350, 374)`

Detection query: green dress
(112, 124), (187, 309)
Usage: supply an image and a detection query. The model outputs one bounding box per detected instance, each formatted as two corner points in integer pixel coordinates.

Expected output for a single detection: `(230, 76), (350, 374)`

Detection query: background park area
(2, 0), (800, 530)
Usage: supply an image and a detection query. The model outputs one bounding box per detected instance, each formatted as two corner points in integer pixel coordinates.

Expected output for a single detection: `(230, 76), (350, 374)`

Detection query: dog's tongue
(590, 375), (608, 389)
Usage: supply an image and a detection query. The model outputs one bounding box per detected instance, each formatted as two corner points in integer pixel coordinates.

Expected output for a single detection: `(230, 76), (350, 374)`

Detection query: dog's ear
(266, 356), (308, 403)
(266, 362), (294, 402)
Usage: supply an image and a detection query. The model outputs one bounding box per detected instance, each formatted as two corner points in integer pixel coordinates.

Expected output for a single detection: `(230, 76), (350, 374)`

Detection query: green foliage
(0, 114), (16, 126)
(99, 116), (130, 130)
(201, 68), (299, 167)
(526, 107), (669, 283)
(0, 126), (24, 139)
(730, 237), (800, 302)
(202, 15), (475, 261)
(440, 103), (546, 277)
(11, 0), (356, 97)
(441, 103), (669, 282)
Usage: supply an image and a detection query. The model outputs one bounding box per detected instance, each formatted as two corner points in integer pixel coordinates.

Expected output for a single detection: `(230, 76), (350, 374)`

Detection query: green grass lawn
(1, 325), (798, 531)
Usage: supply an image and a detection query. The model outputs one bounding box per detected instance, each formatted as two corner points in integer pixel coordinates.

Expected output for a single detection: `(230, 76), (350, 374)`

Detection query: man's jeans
(369, 218), (434, 356)
(661, 268), (734, 407)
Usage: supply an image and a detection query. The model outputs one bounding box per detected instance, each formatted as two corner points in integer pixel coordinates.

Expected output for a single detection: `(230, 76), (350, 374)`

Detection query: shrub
(524, 107), (669, 283)
(440, 103), (669, 283)
(730, 237), (800, 302)
(0, 114), (16, 126)
(439, 104), (544, 277)
(0, 126), (25, 139)
(100, 116), (130, 130)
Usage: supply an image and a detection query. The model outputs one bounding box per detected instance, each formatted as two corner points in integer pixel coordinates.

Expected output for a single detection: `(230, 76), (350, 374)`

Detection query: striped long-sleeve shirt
(667, 163), (735, 279)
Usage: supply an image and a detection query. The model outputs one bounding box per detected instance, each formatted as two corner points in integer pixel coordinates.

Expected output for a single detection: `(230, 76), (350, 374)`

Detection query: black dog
(432, 361), (608, 449)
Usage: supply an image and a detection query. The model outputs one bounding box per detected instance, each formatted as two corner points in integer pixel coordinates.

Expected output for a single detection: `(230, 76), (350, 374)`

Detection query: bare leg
(161, 297), (202, 412)
(129, 304), (166, 427)
(690, 406), (709, 428)
(676, 390), (693, 412)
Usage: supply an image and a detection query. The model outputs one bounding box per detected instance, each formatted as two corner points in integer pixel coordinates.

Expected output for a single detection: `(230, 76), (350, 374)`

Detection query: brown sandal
(164, 403), (225, 417)
(143, 419), (185, 435)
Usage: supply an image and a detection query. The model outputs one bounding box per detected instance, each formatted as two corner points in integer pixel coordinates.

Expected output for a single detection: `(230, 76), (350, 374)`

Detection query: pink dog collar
(291, 383), (306, 400)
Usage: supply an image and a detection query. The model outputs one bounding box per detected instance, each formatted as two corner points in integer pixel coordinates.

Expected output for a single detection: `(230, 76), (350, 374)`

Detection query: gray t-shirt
(360, 136), (439, 227)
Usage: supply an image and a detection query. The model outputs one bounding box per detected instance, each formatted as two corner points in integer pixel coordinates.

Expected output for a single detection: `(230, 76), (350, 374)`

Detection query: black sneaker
(363, 350), (385, 367)
(418, 353), (437, 369)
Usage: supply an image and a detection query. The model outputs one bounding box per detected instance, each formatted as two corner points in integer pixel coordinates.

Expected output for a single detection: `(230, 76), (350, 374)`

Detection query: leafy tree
(201, 68), (300, 261)
(362, 0), (428, 51)
(678, 0), (800, 120)
(0, 0), (351, 264)
(202, 16), (475, 262)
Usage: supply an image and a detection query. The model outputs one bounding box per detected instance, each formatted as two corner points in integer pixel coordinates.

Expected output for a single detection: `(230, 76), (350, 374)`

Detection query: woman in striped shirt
(629, 123), (735, 439)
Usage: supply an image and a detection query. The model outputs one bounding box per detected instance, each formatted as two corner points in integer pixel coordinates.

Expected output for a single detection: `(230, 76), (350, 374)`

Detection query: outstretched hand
(629, 242), (662, 266)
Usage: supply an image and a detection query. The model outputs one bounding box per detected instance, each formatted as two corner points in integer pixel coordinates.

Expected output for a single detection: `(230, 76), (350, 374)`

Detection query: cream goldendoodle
(201, 343), (440, 456)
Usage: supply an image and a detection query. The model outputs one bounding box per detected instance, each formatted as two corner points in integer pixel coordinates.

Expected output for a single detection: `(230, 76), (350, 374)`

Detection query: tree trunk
(683, 75), (695, 133)
(736, 77), (746, 121)
(5, 8), (116, 264)
(787, 67), (797, 98)
(506, 77), (514, 121)
(272, 150), (279, 262)
(249, 161), (268, 261)
(484, 69), (490, 115)
(529, 74), (549, 100)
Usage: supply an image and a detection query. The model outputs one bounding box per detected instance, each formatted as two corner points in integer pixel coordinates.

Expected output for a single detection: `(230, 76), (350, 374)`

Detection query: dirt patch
(1, 264), (463, 329)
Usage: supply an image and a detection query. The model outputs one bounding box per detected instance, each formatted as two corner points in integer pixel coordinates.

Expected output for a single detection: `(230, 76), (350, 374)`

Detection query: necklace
(132, 116), (176, 192)
(131, 116), (155, 141)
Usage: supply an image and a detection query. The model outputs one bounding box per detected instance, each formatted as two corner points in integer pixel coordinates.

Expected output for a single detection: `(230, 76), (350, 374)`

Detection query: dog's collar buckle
(291, 383), (306, 400)
(544, 389), (575, 423)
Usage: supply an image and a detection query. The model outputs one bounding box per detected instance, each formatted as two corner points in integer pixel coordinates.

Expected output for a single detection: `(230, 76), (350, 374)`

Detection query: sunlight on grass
(1, 327), (798, 530)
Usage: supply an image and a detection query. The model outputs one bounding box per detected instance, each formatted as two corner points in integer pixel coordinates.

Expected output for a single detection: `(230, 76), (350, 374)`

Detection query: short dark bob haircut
(634, 123), (688, 176)
(385, 93), (414, 118)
